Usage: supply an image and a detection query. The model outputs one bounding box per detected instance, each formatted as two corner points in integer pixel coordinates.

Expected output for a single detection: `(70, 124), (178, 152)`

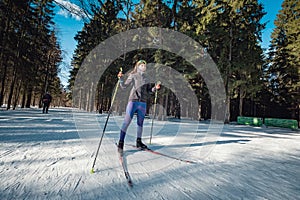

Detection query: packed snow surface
(0, 108), (299, 199)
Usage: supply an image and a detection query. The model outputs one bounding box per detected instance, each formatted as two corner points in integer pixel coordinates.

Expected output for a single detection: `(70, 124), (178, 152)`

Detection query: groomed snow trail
(0, 108), (299, 199)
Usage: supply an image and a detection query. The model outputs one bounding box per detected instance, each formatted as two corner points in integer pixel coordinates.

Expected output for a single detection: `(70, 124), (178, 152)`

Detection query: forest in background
(0, 0), (68, 109)
(0, 0), (299, 125)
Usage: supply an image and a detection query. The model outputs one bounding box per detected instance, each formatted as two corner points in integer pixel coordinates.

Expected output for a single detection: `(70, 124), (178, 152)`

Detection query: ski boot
(136, 138), (148, 149)
(117, 140), (124, 155)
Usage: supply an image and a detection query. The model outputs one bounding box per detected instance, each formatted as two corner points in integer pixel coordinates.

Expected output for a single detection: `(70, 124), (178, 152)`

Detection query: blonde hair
(131, 60), (147, 74)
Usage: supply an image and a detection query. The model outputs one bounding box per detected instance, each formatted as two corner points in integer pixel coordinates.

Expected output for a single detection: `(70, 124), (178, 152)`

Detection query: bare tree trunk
(225, 26), (233, 123)
(0, 8), (11, 106)
(89, 82), (95, 112)
(25, 86), (33, 108)
(7, 67), (17, 110)
(13, 80), (22, 110)
(163, 91), (169, 120)
(21, 87), (26, 108)
(239, 96), (243, 116)
(296, 104), (300, 128)
(225, 96), (231, 123)
(0, 57), (8, 106)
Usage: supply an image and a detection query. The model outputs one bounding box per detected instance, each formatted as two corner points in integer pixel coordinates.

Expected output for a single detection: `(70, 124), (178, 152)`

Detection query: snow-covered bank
(0, 108), (299, 199)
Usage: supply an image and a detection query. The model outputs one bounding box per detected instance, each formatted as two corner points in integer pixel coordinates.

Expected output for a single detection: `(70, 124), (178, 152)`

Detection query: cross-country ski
(126, 144), (197, 164)
(116, 143), (133, 187)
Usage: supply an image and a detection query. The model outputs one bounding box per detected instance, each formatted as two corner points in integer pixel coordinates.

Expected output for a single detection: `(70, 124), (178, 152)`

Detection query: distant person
(42, 92), (52, 114)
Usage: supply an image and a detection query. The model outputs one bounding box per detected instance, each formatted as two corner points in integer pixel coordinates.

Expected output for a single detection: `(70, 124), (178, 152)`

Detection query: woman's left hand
(155, 84), (161, 90)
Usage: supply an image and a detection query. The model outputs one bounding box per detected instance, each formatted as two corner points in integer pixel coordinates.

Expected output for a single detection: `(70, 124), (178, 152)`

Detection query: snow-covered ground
(0, 107), (299, 200)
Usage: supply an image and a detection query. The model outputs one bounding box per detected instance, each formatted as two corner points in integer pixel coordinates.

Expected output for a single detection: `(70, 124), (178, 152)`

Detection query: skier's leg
(42, 104), (46, 113)
(136, 102), (147, 148)
(118, 102), (136, 151)
(46, 103), (49, 113)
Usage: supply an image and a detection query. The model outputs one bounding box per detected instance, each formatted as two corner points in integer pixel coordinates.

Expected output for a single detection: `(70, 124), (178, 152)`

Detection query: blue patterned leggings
(119, 101), (146, 141)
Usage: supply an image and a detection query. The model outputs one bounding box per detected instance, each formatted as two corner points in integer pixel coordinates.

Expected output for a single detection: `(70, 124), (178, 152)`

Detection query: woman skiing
(117, 60), (160, 154)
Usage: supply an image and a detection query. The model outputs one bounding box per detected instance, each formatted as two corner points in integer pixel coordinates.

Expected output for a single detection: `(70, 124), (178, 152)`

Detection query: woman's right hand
(117, 71), (123, 78)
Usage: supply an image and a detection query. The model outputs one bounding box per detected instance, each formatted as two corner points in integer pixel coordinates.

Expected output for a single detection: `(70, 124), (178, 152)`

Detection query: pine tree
(0, 0), (63, 109)
(70, 0), (123, 111)
(267, 0), (300, 120)
(24, 0), (58, 108)
(190, 0), (265, 122)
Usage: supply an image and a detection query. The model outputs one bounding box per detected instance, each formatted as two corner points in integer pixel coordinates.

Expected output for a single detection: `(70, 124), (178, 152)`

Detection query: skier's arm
(119, 73), (133, 89)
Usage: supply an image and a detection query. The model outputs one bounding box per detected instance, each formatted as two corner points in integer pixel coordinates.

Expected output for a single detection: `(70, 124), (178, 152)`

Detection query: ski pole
(91, 67), (122, 174)
(150, 81), (160, 144)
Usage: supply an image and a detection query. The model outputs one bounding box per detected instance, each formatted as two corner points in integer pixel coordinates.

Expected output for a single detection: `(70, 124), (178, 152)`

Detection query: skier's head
(133, 60), (147, 74)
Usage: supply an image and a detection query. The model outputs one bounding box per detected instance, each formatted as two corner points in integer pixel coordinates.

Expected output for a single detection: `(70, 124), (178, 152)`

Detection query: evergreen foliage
(0, 0), (64, 109)
(1, 0), (298, 125)
(68, 0), (298, 124)
(266, 0), (299, 120)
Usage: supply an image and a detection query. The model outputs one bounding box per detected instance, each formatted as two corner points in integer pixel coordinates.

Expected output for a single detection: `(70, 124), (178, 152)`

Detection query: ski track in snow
(0, 107), (299, 199)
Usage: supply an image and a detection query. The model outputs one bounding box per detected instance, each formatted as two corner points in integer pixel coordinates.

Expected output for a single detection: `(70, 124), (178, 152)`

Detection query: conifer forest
(0, 0), (299, 126)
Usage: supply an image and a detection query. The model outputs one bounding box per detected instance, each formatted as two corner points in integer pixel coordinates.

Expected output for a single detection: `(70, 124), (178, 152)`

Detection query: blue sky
(53, 0), (284, 87)
(259, 0), (283, 49)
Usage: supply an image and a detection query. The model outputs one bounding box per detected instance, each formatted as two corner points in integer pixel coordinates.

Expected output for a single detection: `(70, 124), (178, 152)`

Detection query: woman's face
(138, 63), (147, 72)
